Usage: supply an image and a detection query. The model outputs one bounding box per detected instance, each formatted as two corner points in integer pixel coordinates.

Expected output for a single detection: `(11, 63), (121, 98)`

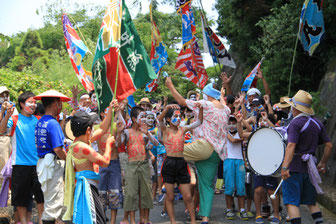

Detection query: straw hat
(187, 90), (198, 99)
(284, 90), (314, 115)
(139, 97), (151, 105)
(65, 121), (75, 140)
(274, 96), (291, 109)
(34, 90), (71, 102)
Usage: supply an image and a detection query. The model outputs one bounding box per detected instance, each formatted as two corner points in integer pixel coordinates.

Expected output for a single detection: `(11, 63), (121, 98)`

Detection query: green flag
(92, 0), (156, 112)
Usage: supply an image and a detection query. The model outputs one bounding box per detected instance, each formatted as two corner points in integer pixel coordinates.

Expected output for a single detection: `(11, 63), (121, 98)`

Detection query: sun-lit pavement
(111, 193), (336, 224)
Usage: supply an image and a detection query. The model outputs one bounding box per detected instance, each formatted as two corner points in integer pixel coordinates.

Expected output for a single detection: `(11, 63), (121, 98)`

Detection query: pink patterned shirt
(186, 99), (231, 160)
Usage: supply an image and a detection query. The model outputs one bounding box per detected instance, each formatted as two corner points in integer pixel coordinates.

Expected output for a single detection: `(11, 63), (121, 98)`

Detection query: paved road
(111, 193), (336, 224)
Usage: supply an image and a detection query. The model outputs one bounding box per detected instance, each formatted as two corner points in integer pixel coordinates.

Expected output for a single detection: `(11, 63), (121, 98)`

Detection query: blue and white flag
(299, 0), (325, 56)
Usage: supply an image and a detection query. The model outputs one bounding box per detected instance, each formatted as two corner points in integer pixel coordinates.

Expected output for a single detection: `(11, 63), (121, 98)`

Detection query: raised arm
(91, 100), (118, 142)
(165, 77), (187, 107)
(256, 68), (271, 96)
(0, 106), (14, 134)
(183, 103), (203, 133)
(263, 95), (273, 115)
(220, 87), (227, 106)
(74, 135), (115, 167)
(220, 72), (233, 95)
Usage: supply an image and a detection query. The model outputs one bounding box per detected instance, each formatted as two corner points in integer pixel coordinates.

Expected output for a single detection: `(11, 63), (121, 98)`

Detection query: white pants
(37, 158), (65, 221)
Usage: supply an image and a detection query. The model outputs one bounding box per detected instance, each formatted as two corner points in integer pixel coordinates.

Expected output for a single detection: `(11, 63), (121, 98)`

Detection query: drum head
(247, 128), (285, 176)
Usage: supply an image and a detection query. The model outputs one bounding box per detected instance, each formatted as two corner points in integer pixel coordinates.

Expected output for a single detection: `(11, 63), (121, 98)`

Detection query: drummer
(281, 90), (332, 224)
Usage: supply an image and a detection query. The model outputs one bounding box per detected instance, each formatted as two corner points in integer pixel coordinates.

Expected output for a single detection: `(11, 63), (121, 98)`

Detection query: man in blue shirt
(34, 90), (70, 224)
(0, 91), (44, 224)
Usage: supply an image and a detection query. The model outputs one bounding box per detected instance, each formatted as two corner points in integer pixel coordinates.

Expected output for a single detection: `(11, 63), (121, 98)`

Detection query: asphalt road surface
(111, 193), (336, 224)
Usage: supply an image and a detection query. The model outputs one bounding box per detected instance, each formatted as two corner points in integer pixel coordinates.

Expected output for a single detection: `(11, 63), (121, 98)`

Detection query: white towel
(37, 154), (55, 192)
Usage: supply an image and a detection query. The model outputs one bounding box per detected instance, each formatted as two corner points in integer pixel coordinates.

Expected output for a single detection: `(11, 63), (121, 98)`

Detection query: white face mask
(137, 112), (146, 125)
(171, 110), (181, 126)
(146, 114), (155, 127)
(0, 97), (5, 104)
(189, 94), (197, 101)
(203, 94), (208, 101)
(91, 94), (97, 106)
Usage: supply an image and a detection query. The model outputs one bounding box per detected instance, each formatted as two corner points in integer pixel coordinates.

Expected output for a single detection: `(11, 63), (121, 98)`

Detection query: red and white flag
(175, 38), (208, 88)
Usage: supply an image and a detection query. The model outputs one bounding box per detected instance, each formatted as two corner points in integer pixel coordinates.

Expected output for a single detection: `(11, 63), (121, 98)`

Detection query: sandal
(214, 188), (221, 194)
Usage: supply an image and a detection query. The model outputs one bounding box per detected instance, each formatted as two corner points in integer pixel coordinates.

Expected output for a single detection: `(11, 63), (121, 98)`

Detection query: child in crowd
(224, 114), (249, 221)
(158, 103), (204, 224)
(63, 111), (115, 224)
(116, 106), (159, 224)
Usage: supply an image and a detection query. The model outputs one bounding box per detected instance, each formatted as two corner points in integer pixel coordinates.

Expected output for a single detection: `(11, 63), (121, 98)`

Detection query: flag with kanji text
(62, 14), (94, 92)
(92, 0), (156, 112)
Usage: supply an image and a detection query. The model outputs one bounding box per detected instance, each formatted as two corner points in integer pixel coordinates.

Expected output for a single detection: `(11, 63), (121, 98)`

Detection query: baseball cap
(70, 111), (98, 137)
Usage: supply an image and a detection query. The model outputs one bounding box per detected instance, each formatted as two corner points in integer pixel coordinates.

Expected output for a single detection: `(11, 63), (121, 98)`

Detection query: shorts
(11, 165), (44, 207)
(253, 174), (278, 190)
(124, 161), (153, 211)
(98, 159), (123, 210)
(283, 172), (317, 207)
(161, 156), (190, 184)
(157, 154), (165, 176)
(90, 184), (107, 224)
(223, 159), (246, 196)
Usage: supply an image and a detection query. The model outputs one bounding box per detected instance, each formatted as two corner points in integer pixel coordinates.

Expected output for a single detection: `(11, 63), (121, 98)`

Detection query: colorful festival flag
(201, 15), (236, 68)
(175, 0), (192, 12)
(62, 14), (94, 92)
(241, 61), (262, 92)
(92, 0), (157, 112)
(175, 37), (208, 88)
(299, 0), (325, 56)
(181, 4), (196, 48)
(145, 3), (168, 93)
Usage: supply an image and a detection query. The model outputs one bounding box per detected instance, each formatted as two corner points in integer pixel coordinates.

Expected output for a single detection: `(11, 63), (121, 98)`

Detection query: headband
(203, 83), (221, 100)
(289, 98), (311, 108)
(80, 94), (89, 100)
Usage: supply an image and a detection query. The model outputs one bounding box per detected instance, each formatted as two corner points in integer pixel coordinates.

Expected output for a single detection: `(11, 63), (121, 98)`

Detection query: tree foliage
(216, 0), (336, 100)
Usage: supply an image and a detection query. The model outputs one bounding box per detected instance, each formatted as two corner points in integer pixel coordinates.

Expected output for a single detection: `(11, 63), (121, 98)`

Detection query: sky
(0, 0), (221, 67)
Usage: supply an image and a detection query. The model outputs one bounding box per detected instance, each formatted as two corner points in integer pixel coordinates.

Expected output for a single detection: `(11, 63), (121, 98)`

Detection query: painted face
(80, 94), (91, 107)
(24, 97), (37, 115)
(185, 111), (194, 119)
(137, 111), (146, 124)
(91, 93), (97, 107)
(189, 94), (197, 101)
(171, 110), (181, 126)
(227, 121), (237, 133)
(203, 94), (208, 101)
(146, 114), (155, 127)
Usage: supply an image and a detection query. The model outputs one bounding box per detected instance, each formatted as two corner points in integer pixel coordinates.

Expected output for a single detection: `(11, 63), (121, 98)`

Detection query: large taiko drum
(246, 128), (286, 176)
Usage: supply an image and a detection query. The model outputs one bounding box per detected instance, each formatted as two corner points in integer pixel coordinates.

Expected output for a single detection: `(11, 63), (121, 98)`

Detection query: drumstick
(270, 179), (283, 200)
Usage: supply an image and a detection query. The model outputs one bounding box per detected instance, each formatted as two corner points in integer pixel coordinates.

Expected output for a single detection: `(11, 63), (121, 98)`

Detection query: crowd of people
(0, 68), (333, 224)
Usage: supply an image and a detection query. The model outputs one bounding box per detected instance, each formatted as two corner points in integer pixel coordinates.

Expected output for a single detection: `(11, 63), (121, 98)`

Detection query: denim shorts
(283, 172), (317, 207)
(223, 158), (246, 196)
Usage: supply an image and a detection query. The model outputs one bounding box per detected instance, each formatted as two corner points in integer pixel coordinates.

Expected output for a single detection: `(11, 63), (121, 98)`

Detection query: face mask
(0, 97), (4, 104)
(137, 112), (146, 124)
(24, 102), (36, 114)
(171, 111), (181, 126)
(203, 94), (208, 101)
(227, 124), (237, 133)
(146, 115), (155, 127)
(189, 94), (197, 101)
(91, 94), (97, 106)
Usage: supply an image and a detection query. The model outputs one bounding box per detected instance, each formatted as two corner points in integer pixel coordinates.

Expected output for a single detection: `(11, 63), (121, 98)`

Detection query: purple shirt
(287, 115), (330, 173)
